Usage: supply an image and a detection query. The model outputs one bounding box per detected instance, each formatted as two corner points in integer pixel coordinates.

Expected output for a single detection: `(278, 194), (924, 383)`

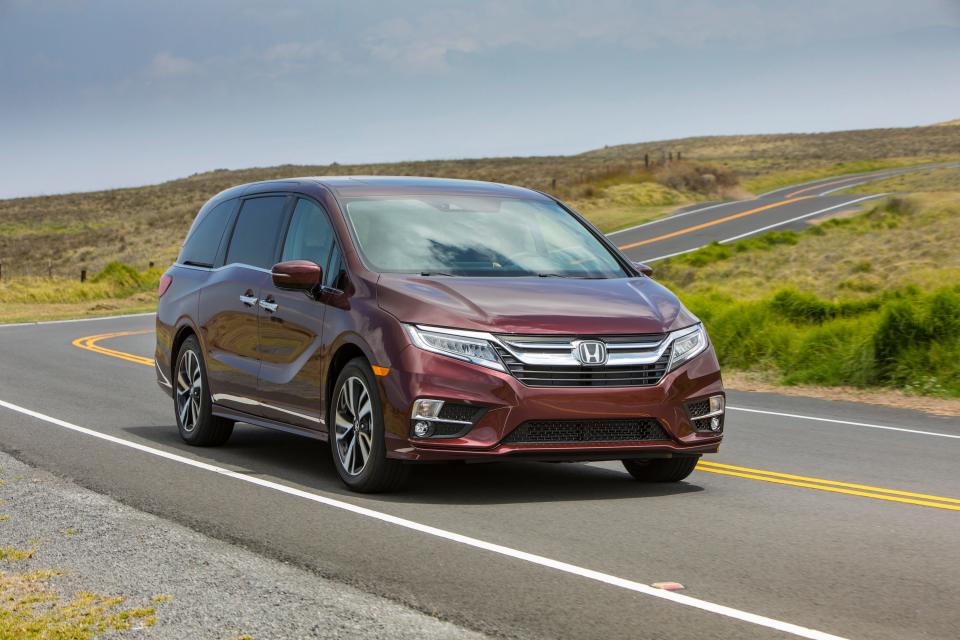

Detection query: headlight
(403, 325), (506, 372)
(668, 324), (708, 371)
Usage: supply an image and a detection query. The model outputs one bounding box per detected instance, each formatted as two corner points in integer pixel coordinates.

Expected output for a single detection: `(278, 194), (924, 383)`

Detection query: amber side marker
(371, 365), (391, 377)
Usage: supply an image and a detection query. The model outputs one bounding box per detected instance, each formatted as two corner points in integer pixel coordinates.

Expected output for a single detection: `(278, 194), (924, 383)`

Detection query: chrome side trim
(212, 393), (323, 424)
(410, 415), (474, 426)
(176, 262), (274, 274)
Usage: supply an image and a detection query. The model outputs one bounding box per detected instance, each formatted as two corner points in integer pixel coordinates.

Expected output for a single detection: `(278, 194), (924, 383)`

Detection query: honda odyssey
(155, 177), (724, 492)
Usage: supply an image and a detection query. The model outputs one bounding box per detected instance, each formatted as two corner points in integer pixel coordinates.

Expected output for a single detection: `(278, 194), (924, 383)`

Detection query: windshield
(342, 195), (628, 278)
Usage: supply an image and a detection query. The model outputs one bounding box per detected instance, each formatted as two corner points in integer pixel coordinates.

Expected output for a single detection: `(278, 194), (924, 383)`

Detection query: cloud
(149, 52), (196, 77)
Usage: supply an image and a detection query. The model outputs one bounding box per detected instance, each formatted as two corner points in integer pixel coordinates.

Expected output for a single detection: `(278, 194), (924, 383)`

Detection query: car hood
(377, 274), (698, 335)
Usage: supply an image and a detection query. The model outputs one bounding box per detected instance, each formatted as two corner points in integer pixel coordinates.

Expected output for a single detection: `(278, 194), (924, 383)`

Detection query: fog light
(413, 421), (435, 438)
(709, 395), (725, 414)
(710, 416), (722, 431)
(412, 399), (444, 419)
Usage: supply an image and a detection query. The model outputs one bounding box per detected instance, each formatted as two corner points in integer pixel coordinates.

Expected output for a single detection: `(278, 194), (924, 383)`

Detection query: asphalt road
(611, 162), (960, 262)
(1, 166), (959, 639)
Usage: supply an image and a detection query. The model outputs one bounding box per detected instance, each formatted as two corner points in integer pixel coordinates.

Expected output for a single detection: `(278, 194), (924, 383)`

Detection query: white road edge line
(716, 195), (885, 244)
(637, 194), (885, 262)
(608, 200), (735, 236)
(0, 311), (156, 328)
(0, 397), (846, 640)
(818, 181), (868, 196)
(727, 406), (960, 439)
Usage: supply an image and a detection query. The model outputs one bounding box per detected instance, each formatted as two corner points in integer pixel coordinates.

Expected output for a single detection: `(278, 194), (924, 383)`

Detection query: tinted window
(179, 200), (234, 267)
(225, 196), (288, 269)
(281, 199), (335, 267)
(325, 245), (346, 289)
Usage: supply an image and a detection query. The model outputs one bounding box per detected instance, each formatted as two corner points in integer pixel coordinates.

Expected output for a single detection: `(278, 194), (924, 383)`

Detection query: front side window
(225, 196), (288, 269)
(342, 195), (627, 278)
(179, 199), (235, 267)
(281, 199), (335, 267)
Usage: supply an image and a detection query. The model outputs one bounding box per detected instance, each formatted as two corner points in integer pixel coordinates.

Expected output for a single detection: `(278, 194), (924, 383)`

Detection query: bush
(654, 162), (737, 195)
(690, 285), (960, 397)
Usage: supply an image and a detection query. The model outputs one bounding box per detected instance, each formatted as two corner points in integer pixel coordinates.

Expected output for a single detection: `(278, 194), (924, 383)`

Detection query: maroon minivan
(155, 177), (724, 492)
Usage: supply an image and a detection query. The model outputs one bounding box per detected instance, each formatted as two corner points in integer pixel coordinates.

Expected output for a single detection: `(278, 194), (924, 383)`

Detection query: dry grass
(657, 192), (960, 300)
(844, 165), (960, 194)
(0, 568), (157, 639)
(2, 121), (958, 281)
(587, 124), (960, 189)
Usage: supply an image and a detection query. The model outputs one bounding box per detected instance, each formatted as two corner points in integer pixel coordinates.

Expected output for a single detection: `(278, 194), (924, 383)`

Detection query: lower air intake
(503, 419), (670, 444)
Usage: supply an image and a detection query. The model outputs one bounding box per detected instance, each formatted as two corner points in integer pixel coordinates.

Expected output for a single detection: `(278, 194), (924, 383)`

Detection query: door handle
(239, 294), (258, 307)
(259, 298), (278, 313)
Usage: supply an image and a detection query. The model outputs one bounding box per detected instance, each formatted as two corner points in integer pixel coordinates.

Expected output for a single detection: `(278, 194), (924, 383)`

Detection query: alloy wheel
(335, 376), (374, 476)
(176, 349), (202, 433)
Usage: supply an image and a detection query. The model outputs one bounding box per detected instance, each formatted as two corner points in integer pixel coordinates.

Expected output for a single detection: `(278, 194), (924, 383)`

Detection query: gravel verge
(0, 449), (487, 639)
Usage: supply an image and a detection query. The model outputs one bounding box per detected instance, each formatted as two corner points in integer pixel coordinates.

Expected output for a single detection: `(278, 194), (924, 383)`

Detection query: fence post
(48, 261), (52, 279)
(677, 151), (682, 161)
(551, 178), (556, 190)
(149, 261), (155, 269)
(80, 269), (87, 283)
(644, 153), (649, 169)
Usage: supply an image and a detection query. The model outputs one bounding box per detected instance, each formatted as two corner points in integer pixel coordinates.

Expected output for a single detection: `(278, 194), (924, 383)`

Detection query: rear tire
(329, 358), (409, 493)
(622, 456), (699, 482)
(174, 336), (234, 447)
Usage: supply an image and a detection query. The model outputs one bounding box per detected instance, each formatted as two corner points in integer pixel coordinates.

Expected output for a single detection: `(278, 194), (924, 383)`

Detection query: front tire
(174, 336), (234, 446)
(622, 456), (700, 482)
(329, 358), (409, 493)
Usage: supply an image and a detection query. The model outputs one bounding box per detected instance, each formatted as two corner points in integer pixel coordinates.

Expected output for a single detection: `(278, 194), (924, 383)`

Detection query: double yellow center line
(72, 330), (960, 512)
(72, 330), (154, 366)
(697, 461), (960, 511)
(617, 196), (811, 251)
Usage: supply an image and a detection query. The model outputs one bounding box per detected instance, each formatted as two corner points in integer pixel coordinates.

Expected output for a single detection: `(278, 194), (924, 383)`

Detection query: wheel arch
(171, 319), (202, 369)
(325, 339), (373, 415)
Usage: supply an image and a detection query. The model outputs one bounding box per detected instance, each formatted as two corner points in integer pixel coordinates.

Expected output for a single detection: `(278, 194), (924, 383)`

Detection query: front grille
(438, 403), (487, 423)
(686, 399), (711, 418)
(503, 419), (670, 444)
(494, 345), (670, 387)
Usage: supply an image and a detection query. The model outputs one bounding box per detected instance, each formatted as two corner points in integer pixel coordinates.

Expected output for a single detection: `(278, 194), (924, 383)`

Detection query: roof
(257, 175), (551, 200)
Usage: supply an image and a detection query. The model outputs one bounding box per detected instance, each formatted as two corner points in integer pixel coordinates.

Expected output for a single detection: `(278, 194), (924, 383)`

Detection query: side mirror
(633, 261), (654, 277)
(272, 260), (323, 292)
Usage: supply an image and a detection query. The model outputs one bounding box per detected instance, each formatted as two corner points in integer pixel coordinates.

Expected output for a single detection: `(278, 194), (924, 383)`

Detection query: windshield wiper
(537, 273), (608, 279)
(419, 271), (457, 277)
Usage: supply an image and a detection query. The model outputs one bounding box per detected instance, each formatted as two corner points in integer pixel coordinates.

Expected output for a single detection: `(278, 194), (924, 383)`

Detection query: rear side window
(225, 196), (288, 269)
(281, 199), (335, 267)
(179, 200), (234, 267)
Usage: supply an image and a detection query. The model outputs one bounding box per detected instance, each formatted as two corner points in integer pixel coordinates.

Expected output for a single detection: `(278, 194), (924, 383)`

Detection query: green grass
(0, 261), (160, 324)
(682, 286), (960, 397)
(0, 262), (160, 305)
(656, 194), (960, 397)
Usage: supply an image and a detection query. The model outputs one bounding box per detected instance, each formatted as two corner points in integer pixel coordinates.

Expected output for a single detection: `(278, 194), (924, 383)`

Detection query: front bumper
(379, 343), (724, 462)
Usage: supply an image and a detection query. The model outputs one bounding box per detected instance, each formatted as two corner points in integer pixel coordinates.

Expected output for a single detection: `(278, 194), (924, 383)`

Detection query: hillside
(1, 122), (958, 282)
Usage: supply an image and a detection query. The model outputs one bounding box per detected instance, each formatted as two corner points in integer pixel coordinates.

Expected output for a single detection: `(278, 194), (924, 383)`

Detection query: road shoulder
(0, 449), (487, 640)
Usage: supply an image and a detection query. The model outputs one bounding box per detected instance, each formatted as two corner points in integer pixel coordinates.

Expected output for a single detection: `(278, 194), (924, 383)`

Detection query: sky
(1, 0), (959, 198)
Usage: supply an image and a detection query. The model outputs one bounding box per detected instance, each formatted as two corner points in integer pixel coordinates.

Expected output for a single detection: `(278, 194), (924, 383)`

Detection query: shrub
(690, 285), (960, 397)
